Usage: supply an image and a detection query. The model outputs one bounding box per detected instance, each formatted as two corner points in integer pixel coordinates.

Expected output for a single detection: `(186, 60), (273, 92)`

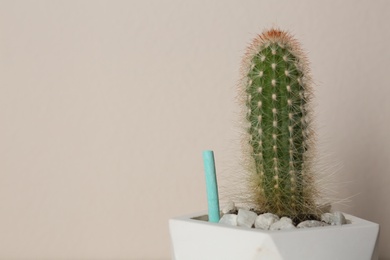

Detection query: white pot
(169, 211), (379, 260)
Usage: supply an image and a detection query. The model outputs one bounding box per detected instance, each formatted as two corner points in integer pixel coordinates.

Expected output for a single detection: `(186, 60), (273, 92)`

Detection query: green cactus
(240, 29), (319, 219)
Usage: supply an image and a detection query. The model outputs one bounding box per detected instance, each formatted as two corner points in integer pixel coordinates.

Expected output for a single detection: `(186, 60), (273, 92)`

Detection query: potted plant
(169, 28), (379, 260)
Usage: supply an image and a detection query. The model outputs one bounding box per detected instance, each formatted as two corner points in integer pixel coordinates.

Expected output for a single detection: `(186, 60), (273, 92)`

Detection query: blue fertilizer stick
(202, 150), (220, 222)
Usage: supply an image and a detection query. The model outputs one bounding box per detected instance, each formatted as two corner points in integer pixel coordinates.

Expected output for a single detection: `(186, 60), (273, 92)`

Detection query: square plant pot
(169, 211), (379, 260)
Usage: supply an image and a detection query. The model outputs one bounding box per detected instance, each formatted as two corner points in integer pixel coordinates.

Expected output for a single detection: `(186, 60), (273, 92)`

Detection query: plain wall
(1, 0), (389, 259)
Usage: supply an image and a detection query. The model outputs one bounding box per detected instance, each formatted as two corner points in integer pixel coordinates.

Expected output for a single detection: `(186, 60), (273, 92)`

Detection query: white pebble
(270, 217), (296, 230)
(321, 213), (333, 224)
(333, 211), (347, 225)
(297, 220), (328, 228)
(219, 214), (238, 226)
(222, 201), (236, 214)
(237, 209), (258, 228)
(255, 213), (280, 230)
(321, 211), (347, 226)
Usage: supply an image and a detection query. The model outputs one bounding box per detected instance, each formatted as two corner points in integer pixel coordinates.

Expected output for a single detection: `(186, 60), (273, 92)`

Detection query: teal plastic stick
(202, 150), (220, 222)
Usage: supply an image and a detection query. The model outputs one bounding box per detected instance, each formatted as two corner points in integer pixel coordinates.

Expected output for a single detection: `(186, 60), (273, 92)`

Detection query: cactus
(240, 29), (319, 219)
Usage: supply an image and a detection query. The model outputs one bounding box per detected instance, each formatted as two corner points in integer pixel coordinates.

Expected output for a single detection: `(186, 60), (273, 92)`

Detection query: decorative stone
(297, 220), (329, 228)
(255, 213), (280, 230)
(318, 203), (332, 213)
(237, 209), (257, 228)
(222, 201), (237, 214)
(321, 211), (347, 226)
(321, 213), (334, 224)
(270, 217), (296, 230)
(333, 211), (347, 225)
(219, 214), (238, 226)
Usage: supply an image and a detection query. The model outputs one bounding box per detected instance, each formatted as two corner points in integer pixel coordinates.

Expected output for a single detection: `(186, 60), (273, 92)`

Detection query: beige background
(1, 0), (389, 259)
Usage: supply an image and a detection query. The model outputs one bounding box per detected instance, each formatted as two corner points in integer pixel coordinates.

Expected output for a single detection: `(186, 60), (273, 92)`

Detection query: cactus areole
(241, 29), (318, 219)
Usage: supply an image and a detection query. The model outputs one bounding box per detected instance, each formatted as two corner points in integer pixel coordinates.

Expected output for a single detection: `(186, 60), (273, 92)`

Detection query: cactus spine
(240, 29), (318, 218)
